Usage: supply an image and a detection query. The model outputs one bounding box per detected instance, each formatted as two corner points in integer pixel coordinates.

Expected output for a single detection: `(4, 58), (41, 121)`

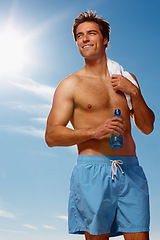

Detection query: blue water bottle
(110, 109), (123, 149)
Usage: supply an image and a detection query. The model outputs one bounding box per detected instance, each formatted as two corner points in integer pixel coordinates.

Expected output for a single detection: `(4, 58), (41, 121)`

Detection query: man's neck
(84, 54), (109, 78)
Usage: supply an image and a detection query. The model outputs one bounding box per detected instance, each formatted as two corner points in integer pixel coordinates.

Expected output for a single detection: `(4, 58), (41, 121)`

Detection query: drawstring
(110, 160), (124, 180)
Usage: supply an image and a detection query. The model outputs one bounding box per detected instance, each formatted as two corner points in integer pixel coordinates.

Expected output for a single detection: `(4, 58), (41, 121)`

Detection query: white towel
(107, 59), (139, 110)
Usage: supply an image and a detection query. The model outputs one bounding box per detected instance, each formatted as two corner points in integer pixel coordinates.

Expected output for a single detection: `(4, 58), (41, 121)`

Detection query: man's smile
(82, 44), (94, 49)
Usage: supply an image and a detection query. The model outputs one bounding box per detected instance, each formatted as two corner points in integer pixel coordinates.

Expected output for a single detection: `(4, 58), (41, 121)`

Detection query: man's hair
(72, 10), (111, 48)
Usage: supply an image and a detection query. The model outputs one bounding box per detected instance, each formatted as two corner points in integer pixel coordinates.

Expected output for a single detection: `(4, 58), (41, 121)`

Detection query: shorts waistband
(77, 155), (139, 166)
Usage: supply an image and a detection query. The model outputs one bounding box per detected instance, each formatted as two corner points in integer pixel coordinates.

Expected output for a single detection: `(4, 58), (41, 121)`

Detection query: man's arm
(45, 76), (124, 147)
(111, 73), (155, 135)
(45, 77), (92, 147)
(129, 73), (155, 135)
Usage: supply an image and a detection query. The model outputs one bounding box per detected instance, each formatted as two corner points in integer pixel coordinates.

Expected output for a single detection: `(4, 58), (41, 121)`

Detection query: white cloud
(43, 225), (56, 230)
(11, 76), (55, 102)
(0, 101), (51, 118)
(0, 125), (45, 139)
(12, 102), (51, 114)
(0, 229), (25, 234)
(31, 117), (47, 124)
(0, 74), (55, 103)
(23, 224), (38, 230)
(0, 209), (16, 219)
(57, 215), (68, 221)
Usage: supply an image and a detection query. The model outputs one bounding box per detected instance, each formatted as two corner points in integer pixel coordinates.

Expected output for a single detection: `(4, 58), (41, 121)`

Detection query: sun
(0, 26), (29, 75)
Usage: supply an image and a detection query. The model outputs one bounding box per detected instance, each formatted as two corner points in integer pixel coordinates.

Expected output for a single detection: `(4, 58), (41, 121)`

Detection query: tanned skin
(45, 22), (155, 240)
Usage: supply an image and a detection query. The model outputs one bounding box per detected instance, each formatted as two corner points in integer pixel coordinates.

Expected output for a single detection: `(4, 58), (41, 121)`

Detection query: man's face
(76, 21), (108, 59)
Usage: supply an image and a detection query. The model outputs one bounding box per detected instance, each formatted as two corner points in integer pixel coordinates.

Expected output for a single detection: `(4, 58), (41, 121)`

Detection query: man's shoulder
(56, 73), (80, 93)
(59, 70), (83, 86)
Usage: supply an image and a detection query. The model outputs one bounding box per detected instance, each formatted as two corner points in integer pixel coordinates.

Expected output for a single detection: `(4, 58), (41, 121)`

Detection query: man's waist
(77, 155), (139, 166)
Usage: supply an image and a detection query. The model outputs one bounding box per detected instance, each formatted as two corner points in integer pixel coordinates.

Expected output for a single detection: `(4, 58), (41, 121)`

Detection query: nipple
(87, 104), (92, 109)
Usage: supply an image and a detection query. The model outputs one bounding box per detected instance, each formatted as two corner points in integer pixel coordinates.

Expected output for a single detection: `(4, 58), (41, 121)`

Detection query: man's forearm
(45, 125), (94, 147)
(131, 89), (155, 135)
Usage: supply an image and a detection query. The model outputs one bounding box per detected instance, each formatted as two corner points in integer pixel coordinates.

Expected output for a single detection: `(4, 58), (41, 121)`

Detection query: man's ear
(103, 37), (108, 46)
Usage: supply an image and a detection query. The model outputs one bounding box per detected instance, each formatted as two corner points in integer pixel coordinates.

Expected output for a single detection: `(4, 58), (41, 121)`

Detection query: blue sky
(0, 0), (159, 240)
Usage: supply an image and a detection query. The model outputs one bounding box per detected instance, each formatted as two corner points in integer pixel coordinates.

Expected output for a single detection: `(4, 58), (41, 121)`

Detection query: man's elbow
(45, 131), (56, 148)
(144, 115), (155, 135)
(45, 139), (53, 148)
(141, 124), (154, 135)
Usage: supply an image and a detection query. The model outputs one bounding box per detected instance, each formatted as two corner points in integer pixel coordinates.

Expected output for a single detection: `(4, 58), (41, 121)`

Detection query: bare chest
(73, 77), (127, 112)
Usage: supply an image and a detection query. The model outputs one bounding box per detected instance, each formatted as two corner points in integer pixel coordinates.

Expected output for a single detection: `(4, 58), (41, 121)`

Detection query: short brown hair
(73, 10), (111, 48)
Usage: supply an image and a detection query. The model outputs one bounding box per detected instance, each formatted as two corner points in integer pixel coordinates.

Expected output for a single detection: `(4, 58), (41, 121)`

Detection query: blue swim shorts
(68, 155), (150, 237)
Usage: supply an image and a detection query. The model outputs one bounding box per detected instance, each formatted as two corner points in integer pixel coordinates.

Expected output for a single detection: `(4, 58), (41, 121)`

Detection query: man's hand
(111, 74), (138, 96)
(93, 117), (124, 139)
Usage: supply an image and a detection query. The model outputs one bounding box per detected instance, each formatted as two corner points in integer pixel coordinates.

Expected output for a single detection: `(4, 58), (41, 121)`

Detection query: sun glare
(0, 26), (29, 75)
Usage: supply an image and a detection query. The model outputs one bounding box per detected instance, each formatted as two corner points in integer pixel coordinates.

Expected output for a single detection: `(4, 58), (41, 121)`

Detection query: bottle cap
(115, 109), (121, 115)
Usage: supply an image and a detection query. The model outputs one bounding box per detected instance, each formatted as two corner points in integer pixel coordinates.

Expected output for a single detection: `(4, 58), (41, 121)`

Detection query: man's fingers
(111, 79), (118, 83)
(110, 78), (120, 91)
(111, 116), (124, 123)
(111, 117), (124, 130)
(94, 117), (125, 139)
(111, 74), (119, 79)
(104, 118), (124, 132)
(105, 117), (124, 126)
(111, 81), (118, 87)
(109, 124), (124, 132)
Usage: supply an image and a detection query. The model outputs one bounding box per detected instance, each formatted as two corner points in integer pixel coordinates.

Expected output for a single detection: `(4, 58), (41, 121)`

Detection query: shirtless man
(45, 11), (155, 240)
